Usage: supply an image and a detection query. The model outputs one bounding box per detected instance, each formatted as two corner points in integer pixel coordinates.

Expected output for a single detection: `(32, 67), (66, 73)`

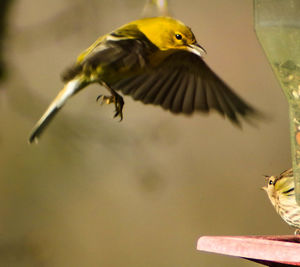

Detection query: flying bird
(29, 16), (257, 143)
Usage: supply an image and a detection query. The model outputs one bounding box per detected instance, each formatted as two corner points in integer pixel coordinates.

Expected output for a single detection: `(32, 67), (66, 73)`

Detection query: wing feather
(162, 69), (185, 111)
(153, 69), (181, 105)
(120, 75), (146, 95)
(204, 80), (223, 115)
(132, 73), (162, 100)
(194, 76), (208, 112)
(142, 72), (170, 104)
(171, 74), (189, 113)
(182, 74), (195, 114)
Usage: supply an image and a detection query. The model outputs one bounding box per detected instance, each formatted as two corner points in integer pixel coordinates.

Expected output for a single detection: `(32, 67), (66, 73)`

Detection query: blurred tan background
(0, 0), (292, 266)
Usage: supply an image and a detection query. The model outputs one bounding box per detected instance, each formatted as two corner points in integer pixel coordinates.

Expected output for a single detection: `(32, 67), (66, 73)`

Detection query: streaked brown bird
(263, 169), (300, 235)
(29, 16), (257, 143)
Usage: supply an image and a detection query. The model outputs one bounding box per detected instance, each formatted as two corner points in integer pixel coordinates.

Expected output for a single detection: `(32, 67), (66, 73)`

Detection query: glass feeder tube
(254, 0), (300, 204)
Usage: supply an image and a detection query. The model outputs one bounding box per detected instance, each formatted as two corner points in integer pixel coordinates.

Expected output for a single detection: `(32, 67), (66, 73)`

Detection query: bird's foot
(96, 94), (124, 121)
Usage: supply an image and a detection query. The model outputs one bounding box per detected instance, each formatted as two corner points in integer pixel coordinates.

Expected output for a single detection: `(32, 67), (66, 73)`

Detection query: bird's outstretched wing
(110, 50), (256, 125)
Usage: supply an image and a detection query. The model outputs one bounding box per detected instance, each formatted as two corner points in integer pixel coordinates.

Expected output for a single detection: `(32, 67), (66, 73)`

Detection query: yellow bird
(263, 169), (300, 235)
(29, 16), (257, 143)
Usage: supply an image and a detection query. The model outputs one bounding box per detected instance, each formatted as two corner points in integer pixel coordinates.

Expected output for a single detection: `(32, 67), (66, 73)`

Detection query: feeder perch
(197, 235), (300, 266)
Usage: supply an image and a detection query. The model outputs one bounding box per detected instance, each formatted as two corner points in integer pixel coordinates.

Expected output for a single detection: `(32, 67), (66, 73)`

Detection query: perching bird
(29, 16), (257, 143)
(263, 169), (300, 235)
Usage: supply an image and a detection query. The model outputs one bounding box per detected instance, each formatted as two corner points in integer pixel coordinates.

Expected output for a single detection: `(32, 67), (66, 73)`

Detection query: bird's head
(263, 169), (294, 205)
(263, 175), (277, 206)
(137, 16), (206, 56)
(263, 175), (275, 192)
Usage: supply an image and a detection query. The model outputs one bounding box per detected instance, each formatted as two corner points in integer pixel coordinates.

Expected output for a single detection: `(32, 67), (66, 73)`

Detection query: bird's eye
(175, 34), (182, 40)
(269, 180), (273, 185)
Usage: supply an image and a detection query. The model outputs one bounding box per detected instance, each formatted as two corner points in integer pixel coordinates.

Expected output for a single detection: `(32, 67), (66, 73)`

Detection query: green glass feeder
(254, 0), (300, 205)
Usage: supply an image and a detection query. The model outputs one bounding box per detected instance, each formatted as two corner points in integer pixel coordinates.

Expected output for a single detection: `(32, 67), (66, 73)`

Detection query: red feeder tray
(197, 235), (300, 266)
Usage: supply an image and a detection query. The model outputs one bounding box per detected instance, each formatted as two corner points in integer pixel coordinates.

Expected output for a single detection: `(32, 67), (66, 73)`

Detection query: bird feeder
(254, 0), (300, 205)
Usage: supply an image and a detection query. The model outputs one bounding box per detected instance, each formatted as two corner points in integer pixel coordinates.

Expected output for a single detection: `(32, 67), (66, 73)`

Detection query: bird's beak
(262, 186), (268, 192)
(187, 43), (207, 57)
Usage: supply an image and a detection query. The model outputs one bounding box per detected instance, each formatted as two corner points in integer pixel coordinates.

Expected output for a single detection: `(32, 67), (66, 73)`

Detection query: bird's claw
(114, 95), (124, 121)
(96, 94), (124, 121)
(113, 109), (123, 121)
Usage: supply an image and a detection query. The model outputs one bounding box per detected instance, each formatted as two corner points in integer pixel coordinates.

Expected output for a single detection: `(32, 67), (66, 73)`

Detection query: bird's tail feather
(29, 79), (83, 143)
